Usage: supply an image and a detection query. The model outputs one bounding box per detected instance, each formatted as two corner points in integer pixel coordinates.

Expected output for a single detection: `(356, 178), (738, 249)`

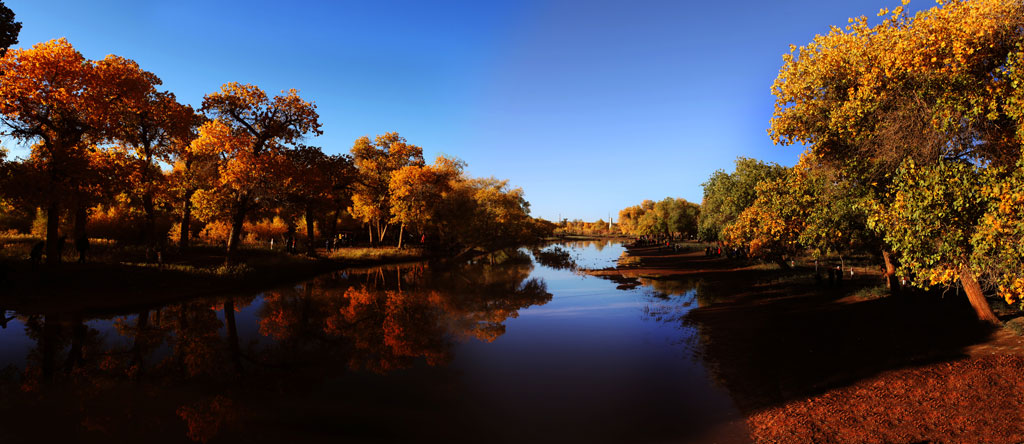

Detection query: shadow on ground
(686, 275), (998, 414)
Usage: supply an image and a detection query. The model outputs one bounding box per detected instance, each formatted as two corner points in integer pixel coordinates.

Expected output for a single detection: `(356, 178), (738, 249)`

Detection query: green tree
(870, 159), (998, 323)
(698, 157), (787, 243)
(656, 197), (699, 239)
(769, 0), (1024, 302)
(972, 154), (1024, 308)
(797, 161), (874, 266)
(724, 171), (805, 268)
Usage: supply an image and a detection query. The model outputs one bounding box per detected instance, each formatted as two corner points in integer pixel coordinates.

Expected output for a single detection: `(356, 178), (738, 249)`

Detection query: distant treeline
(554, 219), (618, 237)
(617, 197), (699, 239)
(555, 196), (701, 239)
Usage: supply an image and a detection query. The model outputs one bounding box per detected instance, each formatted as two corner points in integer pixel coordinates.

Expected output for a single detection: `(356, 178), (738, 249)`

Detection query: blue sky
(5, 0), (928, 221)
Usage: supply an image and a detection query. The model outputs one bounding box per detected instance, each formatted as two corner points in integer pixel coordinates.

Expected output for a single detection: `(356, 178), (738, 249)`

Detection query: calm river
(0, 240), (747, 443)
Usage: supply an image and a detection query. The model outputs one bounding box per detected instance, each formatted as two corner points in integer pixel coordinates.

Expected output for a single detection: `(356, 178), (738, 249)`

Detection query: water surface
(0, 240), (746, 443)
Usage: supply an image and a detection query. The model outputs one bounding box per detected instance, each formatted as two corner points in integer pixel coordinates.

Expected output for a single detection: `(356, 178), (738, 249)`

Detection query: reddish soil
(590, 245), (1024, 444)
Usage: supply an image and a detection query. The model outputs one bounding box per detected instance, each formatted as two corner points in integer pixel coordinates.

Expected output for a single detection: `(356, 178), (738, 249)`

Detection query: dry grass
(325, 246), (425, 263)
(850, 284), (890, 301)
(0, 234), (38, 261)
(1006, 317), (1024, 337)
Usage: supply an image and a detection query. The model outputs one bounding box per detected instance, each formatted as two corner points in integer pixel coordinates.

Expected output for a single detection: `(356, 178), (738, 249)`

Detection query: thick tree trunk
(960, 268), (1000, 324)
(179, 191), (194, 250)
(286, 222), (296, 253)
(367, 223), (374, 247)
(226, 209), (246, 263)
(882, 249), (901, 294)
(45, 203), (60, 265)
(397, 223), (404, 249)
(305, 205), (316, 256)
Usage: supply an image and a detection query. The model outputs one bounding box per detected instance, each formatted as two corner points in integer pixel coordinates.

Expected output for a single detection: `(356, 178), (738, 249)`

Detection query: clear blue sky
(5, 0), (928, 221)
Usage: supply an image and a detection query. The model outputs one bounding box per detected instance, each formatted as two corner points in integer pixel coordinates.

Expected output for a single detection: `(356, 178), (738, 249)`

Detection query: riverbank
(588, 243), (1024, 443)
(0, 245), (432, 315)
(545, 234), (631, 242)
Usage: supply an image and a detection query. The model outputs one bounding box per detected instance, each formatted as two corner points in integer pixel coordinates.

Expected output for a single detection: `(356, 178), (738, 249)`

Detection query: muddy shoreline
(0, 249), (435, 316)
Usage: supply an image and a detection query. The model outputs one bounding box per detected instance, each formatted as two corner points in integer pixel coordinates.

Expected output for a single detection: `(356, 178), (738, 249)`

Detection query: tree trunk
(179, 190), (193, 250)
(41, 315), (57, 383)
(397, 223), (404, 249)
(305, 205), (316, 256)
(378, 221), (389, 244)
(301, 282), (312, 329)
(226, 208), (246, 263)
(882, 249), (900, 294)
(286, 221), (296, 253)
(65, 315), (86, 373)
(224, 298), (243, 374)
(328, 209), (340, 242)
(175, 310), (188, 374)
(141, 149), (157, 257)
(960, 268), (1000, 324)
(130, 310), (150, 376)
(367, 223), (374, 247)
(73, 206), (88, 263)
(143, 193), (157, 259)
(45, 202), (60, 265)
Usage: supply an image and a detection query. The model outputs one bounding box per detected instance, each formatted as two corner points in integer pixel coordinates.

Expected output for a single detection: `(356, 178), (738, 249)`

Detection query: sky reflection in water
(0, 240), (745, 443)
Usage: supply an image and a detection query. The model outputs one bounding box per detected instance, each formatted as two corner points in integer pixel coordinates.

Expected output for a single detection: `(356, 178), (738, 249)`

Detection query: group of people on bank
(704, 245), (749, 260)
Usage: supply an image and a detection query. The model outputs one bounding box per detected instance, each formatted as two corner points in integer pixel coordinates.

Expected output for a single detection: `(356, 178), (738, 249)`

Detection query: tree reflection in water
(1, 249), (552, 442)
(530, 245), (578, 271)
(629, 277), (707, 356)
(530, 239), (624, 272)
(257, 249), (551, 373)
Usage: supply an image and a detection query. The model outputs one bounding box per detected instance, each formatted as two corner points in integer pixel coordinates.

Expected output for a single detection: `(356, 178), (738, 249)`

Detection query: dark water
(0, 240), (747, 443)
